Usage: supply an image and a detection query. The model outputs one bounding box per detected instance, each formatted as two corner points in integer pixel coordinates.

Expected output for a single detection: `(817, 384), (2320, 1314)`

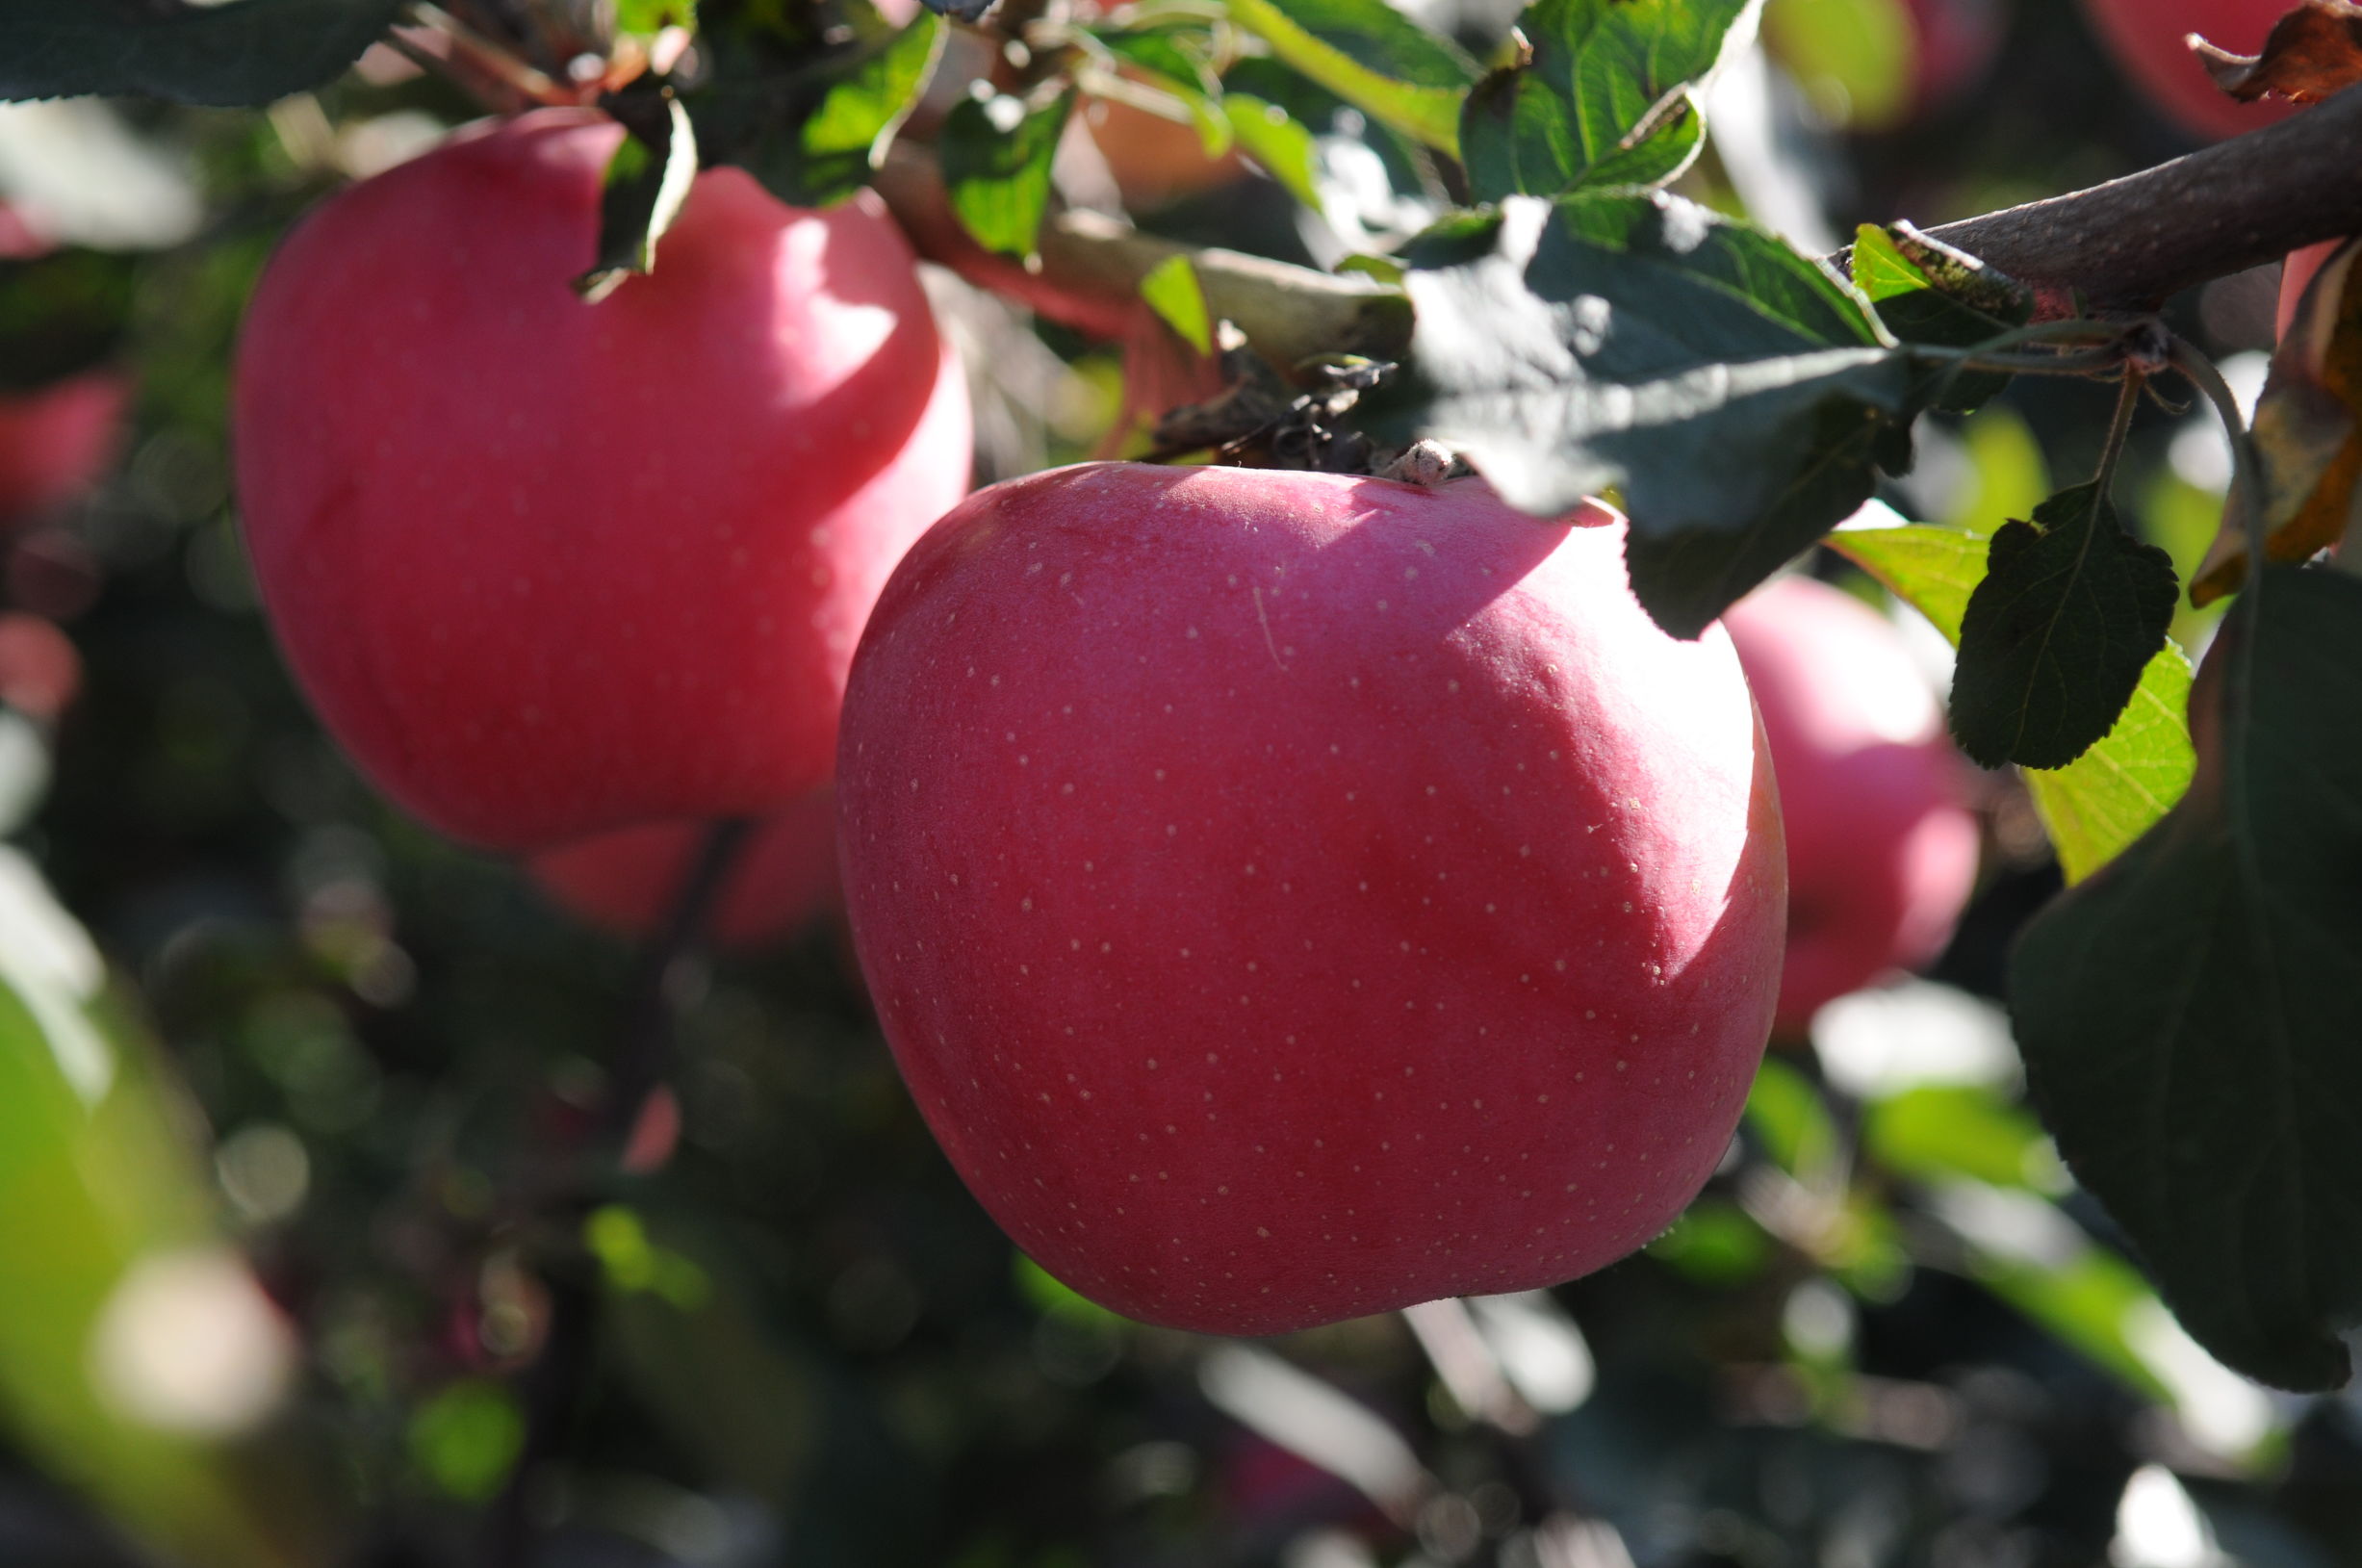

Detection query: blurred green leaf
(1224, 0), (1477, 155)
(1864, 1085), (2065, 1193)
(0, 854), (321, 1568)
(1947, 405), (2049, 537)
(0, 0), (401, 106)
(1746, 1058), (1839, 1180)
(941, 91), (1075, 260)
(1139, 255), (1213, 355)
(1222, 94), (1324, 210)
(1647, 1199), (1774, 1285)
(1762, 0), (1912, 128)
(1014, 1253), (1128, 1326)
(1403, 193), (1920, 636)
(407, 1382), (524, 1504)
(1460, 0), (1749, 200)
(1830, 518), (2195, 881)
(2010, 564), (2362, 1392)
(1949, 481), (2178, 770)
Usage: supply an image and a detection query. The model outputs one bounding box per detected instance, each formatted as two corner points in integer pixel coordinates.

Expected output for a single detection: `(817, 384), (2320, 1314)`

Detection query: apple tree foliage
(13, 0), (2362, 1533)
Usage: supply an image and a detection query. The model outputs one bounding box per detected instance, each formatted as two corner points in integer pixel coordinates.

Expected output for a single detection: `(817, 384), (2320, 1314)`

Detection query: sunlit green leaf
(1225, 0), (1476, 155)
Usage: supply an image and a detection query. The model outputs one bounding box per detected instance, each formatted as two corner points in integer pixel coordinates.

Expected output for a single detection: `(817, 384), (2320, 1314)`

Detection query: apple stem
(2091, 362), (2147, 500)
(392, 1), (592, 113)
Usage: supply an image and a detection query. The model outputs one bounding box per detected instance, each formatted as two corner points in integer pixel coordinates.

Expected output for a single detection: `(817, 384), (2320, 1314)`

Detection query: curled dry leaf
(2190, 238), (2362, 605)
(2195, 0), (2362, 105)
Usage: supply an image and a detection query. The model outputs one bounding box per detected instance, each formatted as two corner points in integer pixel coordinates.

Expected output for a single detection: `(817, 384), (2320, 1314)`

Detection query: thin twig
(478, 815), (756, 1568)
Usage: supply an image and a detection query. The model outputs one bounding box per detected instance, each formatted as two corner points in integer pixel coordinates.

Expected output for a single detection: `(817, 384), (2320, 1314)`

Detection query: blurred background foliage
(0, 0), (2356, 1565)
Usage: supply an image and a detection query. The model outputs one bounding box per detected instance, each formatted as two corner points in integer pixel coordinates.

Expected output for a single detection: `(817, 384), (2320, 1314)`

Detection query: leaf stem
(2092, 365), (2145, 498)
(2168, 334), (2268, 595)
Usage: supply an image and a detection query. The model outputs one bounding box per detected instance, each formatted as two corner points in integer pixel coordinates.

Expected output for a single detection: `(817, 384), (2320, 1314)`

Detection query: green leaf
(1459, 0), (1753, 201)
(1829, 517), (2196, 882)
(940, 91), (1075, 261)
(1863, 1085), (2064, 1193)
(1400, 192), (1922, 636)
(1950, 481), (2179, 770)
(578, 94), (701, 303)
(1139, 255), (1213, 355)
(1224, 0), (1477, 156)
(1849, 223), (2032, 413)
(0, 854), (317, 1567)
(408, 1382), (525, 1504)
(0, 0), (401, 106)
(1746, 1057), (1840, 1180)
(1222, 94), (1324, 210)
(684, 2), (943, 208)
(1760, 0), (1912, 127)
(793, 9), (944, 196)
(2008, 564), (2362, 1391)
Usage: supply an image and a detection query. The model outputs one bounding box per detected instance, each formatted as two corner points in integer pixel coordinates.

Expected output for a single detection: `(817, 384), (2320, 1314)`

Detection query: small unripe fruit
(1719, 577), (1979, 1035)
(838, 463), (1785, 1335)
(234, 110), (971, 852)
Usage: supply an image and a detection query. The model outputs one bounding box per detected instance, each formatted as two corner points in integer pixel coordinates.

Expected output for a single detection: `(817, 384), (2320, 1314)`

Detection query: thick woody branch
(873, 141), (1414, 369)
(1910, 83), (2362, 315)
(884, 82), (2362, 360)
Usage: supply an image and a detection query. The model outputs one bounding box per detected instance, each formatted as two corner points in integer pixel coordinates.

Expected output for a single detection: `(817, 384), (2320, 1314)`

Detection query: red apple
(1717, 577), (1979, 1037)
(233, 109), (971, 853)
(1903, 0), (2005, 113)
(528, 789), (840, 948)
(2077, 0), (2298, 141)
(836, 463), (1786, 1335)
(0, 370), (127, 527)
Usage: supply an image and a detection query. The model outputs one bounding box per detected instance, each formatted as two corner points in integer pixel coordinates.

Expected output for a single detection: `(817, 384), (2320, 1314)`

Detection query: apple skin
(529, 789), (840, 949)
(1717, 577), (1979, 1036)
(233, 109), (971, 853)
(2077, 0), (2298, 141)
(0, 371), (127, 527)
(836, 463), (1786, 1336)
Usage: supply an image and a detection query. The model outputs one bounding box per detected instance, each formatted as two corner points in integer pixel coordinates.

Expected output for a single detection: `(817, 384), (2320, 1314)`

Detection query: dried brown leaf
(2191, 238), (2362, 605)
(2195, 0), (2362, 104)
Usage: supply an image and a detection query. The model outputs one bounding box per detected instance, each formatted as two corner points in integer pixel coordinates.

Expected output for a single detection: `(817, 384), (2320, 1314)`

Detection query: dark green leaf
(1830, 517), (2197, 882)
(685, 1), (941, 208)
(578, 94), (700, 303)
(1849, 223), (2033, 413)
(0, 0), (400, 106)
(2009, 564), (2362, 1391)
(1459, 0), (1750, 201)
(1223, 0), (1476, 155)
(1950, 481), (2178, 769)
(1400, 192), (1922, 635)
(940, 91), (1075, 261)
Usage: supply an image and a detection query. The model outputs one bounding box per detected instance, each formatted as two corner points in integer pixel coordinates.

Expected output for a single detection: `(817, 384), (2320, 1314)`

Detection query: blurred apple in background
(0, 371), (127, 528)
(1720, 576), (1981, 1038)
(529, 790), (841, 949)
(2076, 0), (2296, 141)
(0, 612), (81, 724)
